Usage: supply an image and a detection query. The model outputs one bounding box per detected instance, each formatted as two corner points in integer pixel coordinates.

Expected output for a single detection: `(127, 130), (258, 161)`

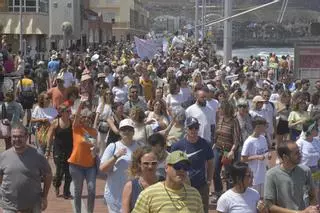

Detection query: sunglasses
(141, 161), (158, 166)
(171, 162), (190, 171)
(131, 91), (138, 94)
(238, 105), (247, 108)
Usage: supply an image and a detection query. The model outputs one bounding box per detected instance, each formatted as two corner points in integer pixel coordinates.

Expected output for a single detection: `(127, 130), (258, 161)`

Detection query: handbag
(0, 103), (11, 139)
(35, 123), (50, 146)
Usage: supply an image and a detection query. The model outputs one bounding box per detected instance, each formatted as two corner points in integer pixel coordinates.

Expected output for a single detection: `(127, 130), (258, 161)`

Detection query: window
(8, 0), (48, 13)
(39, 0), (48, 13)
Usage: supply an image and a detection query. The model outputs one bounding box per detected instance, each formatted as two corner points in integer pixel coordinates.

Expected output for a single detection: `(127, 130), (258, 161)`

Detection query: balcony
(0, 12), (49, 34)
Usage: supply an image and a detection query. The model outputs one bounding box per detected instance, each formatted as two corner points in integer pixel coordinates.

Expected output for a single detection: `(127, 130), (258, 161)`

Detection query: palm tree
(61, 22), (73, 59)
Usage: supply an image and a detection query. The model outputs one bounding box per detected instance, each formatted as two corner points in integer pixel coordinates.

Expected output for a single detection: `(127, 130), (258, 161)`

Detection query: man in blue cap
(171, 117), (214, 213)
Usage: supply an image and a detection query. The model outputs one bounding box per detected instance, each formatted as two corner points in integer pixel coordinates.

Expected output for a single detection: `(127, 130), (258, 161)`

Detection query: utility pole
(201, 0), (205, 43)
(223, 0), (232, 65)
(195, 0), (199, 43)
(19, 0), (23, 53)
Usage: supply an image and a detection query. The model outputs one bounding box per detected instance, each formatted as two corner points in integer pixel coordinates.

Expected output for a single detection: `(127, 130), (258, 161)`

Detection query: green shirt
(132, 182), (204, 213)
(264, 165), (314, 210)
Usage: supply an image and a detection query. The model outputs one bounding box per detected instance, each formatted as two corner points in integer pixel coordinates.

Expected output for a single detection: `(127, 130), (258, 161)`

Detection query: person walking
(171, 117), (214, 213)
(100, 118), (139, 213)
(68, 97), (98, 213)
(122, 146), (158, 213)
(46, 103), (73, 199)
(132, 150), (204, 213)
(0, 122), (52, 213)
(264, 141), (318, 212)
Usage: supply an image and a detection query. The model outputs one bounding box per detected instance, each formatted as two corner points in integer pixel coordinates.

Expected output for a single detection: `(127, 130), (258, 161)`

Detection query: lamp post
(195, 0), (199, 43)
(223, 0), (232, 65)
(19, 0), (23, 53)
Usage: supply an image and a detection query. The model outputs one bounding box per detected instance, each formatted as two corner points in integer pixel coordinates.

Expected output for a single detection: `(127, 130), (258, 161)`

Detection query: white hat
(91, 54), (99, 62)
(119, 118), (135, 129)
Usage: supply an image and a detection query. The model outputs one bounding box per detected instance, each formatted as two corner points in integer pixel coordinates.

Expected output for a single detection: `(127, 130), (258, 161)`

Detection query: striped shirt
(132, 182), (204, 213)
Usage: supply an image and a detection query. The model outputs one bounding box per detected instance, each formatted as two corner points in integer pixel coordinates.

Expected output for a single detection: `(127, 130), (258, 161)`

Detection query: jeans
(69, 164), (97, 213)
(213, 147), (232, 193)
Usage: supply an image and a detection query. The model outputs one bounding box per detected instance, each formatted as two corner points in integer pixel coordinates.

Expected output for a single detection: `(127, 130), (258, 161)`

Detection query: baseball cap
(119, 118), (135, 129)
(185, 117), (200, 128)
(252, 95), (266, 103)
(166, 151), (190, 165)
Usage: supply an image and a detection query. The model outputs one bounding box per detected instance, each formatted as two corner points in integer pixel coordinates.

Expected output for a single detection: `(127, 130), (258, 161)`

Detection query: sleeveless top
(53, 118), (73, 157)
(130, 178), (143, 212)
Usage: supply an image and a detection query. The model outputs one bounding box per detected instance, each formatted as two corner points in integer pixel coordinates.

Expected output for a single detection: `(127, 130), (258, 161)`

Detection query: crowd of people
(0, 37), (319, 213)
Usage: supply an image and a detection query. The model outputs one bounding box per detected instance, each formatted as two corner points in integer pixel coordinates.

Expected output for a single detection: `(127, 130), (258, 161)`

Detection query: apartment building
(0, 0), (49, 51)
(90, 0), (150, 41)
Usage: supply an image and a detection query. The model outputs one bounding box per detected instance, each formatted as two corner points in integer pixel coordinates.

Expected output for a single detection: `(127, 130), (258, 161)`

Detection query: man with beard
(264, 141), (318, 213)
(132, 151), (204, 213)
(171, 117), (214, 213)
(123, 85), (147, 115)
(0, 122), (52, 213)
(185, 88), (215, 144)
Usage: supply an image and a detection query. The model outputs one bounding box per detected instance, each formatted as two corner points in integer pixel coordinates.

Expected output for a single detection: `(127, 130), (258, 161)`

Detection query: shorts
(21, 101), (33, 110)
(277, 119), (289, 135)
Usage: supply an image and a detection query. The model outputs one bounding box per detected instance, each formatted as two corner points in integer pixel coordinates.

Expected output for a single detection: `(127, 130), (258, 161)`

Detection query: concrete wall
(49, 0), (81, 40)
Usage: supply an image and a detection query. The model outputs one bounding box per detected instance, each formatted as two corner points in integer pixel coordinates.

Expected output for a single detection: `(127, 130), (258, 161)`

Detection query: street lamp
(19, 0), (23, 53)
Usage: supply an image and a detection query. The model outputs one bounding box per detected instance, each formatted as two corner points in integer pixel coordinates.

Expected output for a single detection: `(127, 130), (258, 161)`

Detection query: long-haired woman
(122, 146), (158, 213)
(93, 89), (113, 156)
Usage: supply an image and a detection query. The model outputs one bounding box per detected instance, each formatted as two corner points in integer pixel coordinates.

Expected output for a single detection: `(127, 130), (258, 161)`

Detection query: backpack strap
(1, 103), (7, 120)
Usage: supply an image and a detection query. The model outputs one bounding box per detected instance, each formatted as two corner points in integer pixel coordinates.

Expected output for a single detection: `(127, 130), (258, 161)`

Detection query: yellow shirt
(140, 78), (153, 102)
(132, 182), (204, 213)
(288, 111), (309, 131)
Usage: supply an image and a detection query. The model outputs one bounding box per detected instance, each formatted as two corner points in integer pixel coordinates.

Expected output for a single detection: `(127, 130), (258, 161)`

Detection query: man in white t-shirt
(185, 88), (215, 144)
(241, 116), (271, 197)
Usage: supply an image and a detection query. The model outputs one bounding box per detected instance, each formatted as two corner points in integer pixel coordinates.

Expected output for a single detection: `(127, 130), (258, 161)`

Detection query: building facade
(0, 0), (49, 52)
(89, 0), (150, 41)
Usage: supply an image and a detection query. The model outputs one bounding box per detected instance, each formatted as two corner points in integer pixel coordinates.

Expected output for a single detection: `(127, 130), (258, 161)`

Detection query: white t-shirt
(96, 103), (112, 122)
(63, 71), (74, 88)
(179, 87), (192, 103)
(166, 93), (184, 109)
(207, 99), (219, 125)
(185, 103), (214, 143)
(101, 141), (139, 212)
(217, 188), (259, 213)
(296, 137), (320, 168)
(104, 74), (114, 87)
(241, 135), (268, 185)
(112, 86), (128, 103)
(32, 106), (58, 122)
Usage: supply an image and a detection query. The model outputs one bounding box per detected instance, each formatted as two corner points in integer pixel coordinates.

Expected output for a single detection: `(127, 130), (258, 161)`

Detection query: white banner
(134, 36), (163, 59)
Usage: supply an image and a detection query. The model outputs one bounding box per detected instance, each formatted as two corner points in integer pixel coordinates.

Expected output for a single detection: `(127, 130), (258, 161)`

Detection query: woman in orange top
(68, 97), (97, 213)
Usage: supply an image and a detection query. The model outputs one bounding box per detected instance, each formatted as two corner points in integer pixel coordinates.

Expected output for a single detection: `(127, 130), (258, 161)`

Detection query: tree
(61, 22), (73, 59)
